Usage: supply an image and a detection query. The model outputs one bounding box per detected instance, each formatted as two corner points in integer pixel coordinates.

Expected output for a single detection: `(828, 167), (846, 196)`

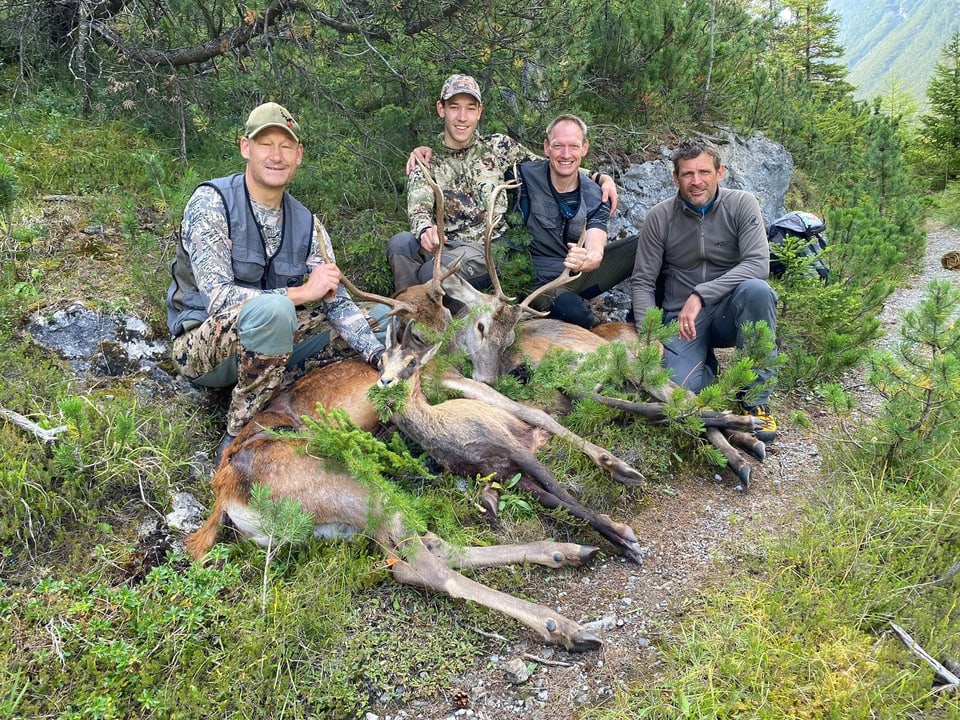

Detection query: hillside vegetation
(830, 0), (959, 104)
(1, 1), (959, 718)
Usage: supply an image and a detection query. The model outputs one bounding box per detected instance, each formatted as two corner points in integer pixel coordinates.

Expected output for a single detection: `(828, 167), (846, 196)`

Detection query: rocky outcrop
(606, 130), (793, 242)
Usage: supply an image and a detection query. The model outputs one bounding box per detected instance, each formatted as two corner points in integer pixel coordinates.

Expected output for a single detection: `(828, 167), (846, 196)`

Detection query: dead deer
(376, 318), (647, 563)
(435, 181), (764, 485)
(183, 364), (603, 650)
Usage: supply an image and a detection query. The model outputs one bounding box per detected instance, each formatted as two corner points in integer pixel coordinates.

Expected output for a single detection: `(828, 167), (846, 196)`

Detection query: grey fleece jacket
(630, 187), (769, 320)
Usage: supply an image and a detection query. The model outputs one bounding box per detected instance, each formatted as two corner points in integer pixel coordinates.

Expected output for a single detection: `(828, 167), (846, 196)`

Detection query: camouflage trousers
(386, 231), (493, 293)
(172, 297), (385, 436)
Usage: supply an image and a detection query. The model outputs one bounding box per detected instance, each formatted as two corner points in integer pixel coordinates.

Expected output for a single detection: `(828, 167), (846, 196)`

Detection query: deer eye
(476, 321), (486, 338)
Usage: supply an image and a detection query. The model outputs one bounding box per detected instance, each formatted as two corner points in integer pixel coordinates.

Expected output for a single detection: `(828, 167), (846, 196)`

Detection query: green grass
(582, 464), (960, 719)
(928, 183), (960, 227)
(1, 80), (954, 720)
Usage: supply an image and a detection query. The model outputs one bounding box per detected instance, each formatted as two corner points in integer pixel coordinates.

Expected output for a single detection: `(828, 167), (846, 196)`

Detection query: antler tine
(312, 234), (415, 317)
(484, 178), (522, 303)
(413, 156), (453, 301)
(518, 221), (587, 315)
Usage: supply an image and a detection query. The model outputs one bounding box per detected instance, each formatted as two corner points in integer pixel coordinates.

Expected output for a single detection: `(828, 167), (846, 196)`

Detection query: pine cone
(941, 251), (960, 270)
(451, 689), (470, 709)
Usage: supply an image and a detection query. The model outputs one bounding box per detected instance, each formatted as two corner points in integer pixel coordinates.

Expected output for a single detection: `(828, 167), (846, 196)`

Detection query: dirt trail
(370, 223), (960, 720)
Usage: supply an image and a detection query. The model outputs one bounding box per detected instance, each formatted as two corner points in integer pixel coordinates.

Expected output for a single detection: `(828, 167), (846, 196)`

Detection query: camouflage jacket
(407, 132), (540, 245)
(173, 184), (383, 360)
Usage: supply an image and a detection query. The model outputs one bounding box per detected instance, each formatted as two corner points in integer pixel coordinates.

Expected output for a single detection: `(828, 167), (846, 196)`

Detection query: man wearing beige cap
(387, 74), (618, 293)
(166, 102), (386, 463)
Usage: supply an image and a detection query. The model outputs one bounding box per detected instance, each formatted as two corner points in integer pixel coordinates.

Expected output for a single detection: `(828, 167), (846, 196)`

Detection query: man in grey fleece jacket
(630, 137), (778, 441)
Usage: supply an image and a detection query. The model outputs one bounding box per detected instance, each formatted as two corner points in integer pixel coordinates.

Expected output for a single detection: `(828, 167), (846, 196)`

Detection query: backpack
(767, 211), (829, 281)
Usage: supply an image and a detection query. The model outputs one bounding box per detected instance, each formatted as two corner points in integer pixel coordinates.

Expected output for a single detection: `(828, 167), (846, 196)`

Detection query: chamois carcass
(376, 318), (647, 563)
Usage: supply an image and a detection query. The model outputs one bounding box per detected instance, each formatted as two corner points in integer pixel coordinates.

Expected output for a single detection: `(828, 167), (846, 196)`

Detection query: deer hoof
(568, 629), (603, 652)
(577, 545), (600, 564)
(612, 464), (646, 487)
(479, 484), (500, 519)
(735, 466), (752, 491)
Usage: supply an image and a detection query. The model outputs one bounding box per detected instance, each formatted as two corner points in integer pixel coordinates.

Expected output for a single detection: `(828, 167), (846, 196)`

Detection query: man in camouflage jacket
(387, 75), (619, 293)
(166, 102), (386, 461)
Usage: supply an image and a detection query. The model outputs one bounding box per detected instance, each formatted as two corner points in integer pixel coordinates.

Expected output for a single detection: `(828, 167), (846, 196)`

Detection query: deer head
(442, 181), (587, 384)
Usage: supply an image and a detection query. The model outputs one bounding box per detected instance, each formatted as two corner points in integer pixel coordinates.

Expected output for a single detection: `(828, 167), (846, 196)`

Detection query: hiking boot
(214, 432), (236, 467)
(739, 403), (777, 443)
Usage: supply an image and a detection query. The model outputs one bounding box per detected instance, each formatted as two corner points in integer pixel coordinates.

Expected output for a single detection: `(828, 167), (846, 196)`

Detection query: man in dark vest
(166, 102), (386, 462)
(514, 114), (637, 328)
(389, 76), (620, 295)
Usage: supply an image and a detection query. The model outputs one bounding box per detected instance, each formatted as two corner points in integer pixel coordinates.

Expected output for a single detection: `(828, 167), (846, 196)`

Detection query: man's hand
(418, 226), (440, 253)
(405, 146), (434, 175)
(677, 293), (703, 340)
(598, 174), (619, 214)
(564, 242), (602, 273)
(288, 262), (342, 305)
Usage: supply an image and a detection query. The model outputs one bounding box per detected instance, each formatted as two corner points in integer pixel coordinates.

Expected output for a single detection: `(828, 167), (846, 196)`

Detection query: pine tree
(921, 31), (960, 186)
(771, 0), (852, 99)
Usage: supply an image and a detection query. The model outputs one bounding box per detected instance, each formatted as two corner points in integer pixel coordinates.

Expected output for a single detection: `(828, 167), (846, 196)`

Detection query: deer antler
(311, 234), (416, 318)
(483, 176), (522, 303)
(517, 221), (587, 316)
(413, 156), (462, 304)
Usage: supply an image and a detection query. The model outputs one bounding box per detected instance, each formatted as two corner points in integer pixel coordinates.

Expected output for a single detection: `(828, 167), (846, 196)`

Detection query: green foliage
(861, 280), (960, 489)
(774, 272), (883, 386)
(0, 100), (179, 200)
(920, 31), (960, 187)
(368, 378), (410, 422)
(300, 405), (433, 542)
(330, 209), (401, 297)
(927, 180), (960, 226)
(0, 154), (17, 228)
(248, 483), (315, 610)
(492, 473), (535, 517)
(771, 0), (852, 97)
(494, 212), (536, 298)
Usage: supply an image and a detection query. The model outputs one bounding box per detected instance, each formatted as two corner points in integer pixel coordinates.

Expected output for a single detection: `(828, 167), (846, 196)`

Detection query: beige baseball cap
(439, 74), (482, 103)
(244, 102), (301, 143)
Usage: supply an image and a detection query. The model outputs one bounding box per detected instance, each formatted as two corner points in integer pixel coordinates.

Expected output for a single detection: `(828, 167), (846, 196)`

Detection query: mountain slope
(828, 0), (959, 104)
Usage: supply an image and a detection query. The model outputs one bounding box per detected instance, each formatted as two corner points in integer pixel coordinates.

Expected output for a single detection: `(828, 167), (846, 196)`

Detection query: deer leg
(706, 427), (752, 488)
(419, 532), (599, 570)
(724, 429), (766, 461)
(514, 477), (647, 565)
(441, 374), (645, 486)
(389, 537), (602, 652)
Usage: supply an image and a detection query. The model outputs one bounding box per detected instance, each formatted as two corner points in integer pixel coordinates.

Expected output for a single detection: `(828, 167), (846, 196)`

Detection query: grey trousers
(661, 278), (778, 405)
(387, 231), (494, 293)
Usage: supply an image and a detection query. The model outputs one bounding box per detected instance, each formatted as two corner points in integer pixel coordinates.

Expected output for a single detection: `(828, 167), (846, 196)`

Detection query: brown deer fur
(184, 355), (603, 651)
(379, 320), (647, 563)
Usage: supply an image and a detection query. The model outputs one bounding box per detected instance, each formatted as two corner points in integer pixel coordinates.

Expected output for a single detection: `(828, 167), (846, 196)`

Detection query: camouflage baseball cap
(439, 74), (482, 103)
(244, 102), (301, 143)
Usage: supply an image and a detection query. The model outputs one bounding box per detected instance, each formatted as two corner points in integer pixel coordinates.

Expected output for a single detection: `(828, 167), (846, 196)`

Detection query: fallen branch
(890, 622), (960, 691)
(0, 407), (67, 445)
(933, 560), (960, 587)
(522, 652), (574, 668)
